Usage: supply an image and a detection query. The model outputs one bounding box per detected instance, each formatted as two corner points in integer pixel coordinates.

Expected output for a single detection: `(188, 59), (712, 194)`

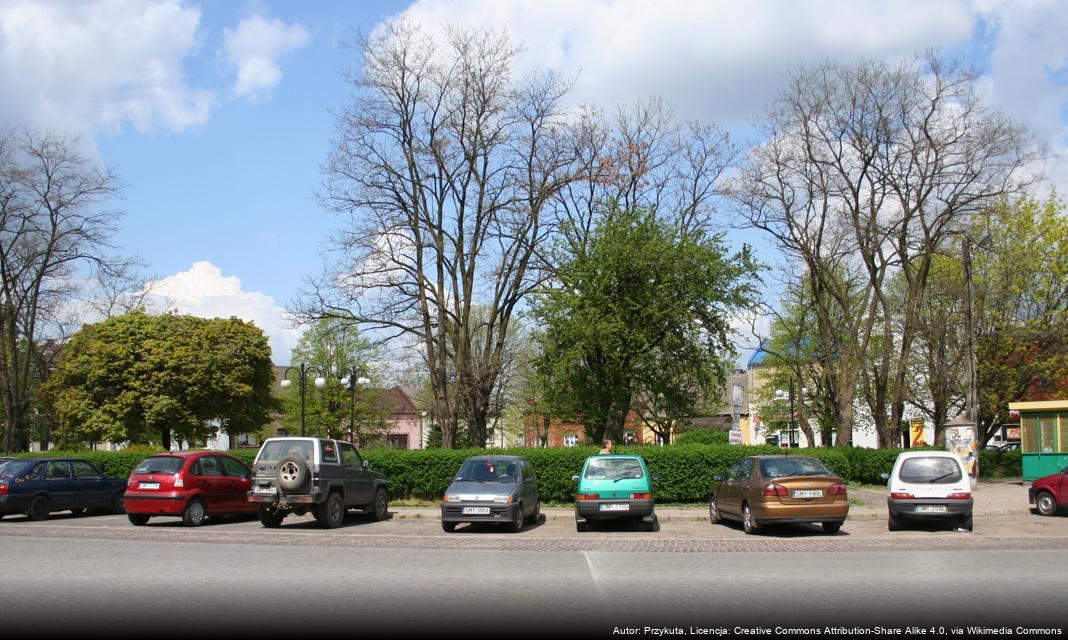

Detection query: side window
(523, 461), (535, 482)
(46, 461), (72, 479)
(220, 456), (250, 477)
(727, 464), (741, 481)
(739, 459), (753, 480)
(321, 441), (339, 464)
(194, 457), (225, 477)
(338, 443), (362, 468)
(71, 461), (100, 478)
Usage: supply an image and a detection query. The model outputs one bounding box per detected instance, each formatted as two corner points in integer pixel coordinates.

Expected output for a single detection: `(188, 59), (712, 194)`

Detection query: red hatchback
(124, 452), (257, 526)
(1030, 466), (1068, 516)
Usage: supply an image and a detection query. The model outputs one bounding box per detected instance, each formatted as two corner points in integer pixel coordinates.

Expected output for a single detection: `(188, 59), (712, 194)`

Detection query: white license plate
(600, 503), (630, 512)
(255, 485), (276, 494)
(792, 490), (823, 498)
(915, 504), (947, 513)
(138, 482), (160, 490)
(462, 507), (491, 515)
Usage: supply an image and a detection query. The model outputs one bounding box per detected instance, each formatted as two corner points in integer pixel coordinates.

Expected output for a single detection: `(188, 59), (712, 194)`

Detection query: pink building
(368, 386), (426, 450)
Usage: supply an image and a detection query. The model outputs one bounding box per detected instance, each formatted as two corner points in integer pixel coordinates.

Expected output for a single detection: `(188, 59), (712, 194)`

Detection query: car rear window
(257, 441), (313, 463)
(760, 458), (832, 478)
(899, 457), (963, 484)
(0, 460), (31, 478)
(133, 456), (184, 475)
(583, 458), (645, 481)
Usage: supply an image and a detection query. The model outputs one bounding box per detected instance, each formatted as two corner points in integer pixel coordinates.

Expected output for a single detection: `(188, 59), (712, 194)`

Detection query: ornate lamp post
(280, 363), (325, 437)
(340, 367), (370, 444)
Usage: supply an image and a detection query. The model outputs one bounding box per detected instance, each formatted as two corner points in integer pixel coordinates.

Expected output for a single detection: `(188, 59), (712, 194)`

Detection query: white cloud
(0, 0), (213, 137)
(223, 10), (308, 101)
(147, 261), (299, 362)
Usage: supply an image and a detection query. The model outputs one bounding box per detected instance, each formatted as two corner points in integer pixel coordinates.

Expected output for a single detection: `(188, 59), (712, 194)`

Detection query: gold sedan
(708, 455), (849, 535)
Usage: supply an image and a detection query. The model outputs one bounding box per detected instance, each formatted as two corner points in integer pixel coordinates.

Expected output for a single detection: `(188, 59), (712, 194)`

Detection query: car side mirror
(362, 460), (370, 469)
(571, 475), (580, 482)
(880, 472), (890, 481)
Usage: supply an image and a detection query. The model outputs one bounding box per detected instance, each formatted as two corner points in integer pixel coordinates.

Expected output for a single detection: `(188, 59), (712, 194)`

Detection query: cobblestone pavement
(3, 508), (1066, 553)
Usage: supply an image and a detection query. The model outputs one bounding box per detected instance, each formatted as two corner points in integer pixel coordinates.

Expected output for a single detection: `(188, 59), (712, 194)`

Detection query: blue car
(0, 458), (127, 521)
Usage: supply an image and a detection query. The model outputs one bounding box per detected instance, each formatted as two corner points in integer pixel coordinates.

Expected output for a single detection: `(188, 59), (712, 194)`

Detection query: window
(899, 457), (962, 484)
(623, 431), (636, 444)
(220, 456), (249, 477)
(321, 441), (339, 464)
(733, 459), (752, 481)
(456, 459), (521, 482)
(338, 442), (362, 468)
(194, 456), (225, 477)
(235, 433), (258, 447)
(258, 440), (312, 463)
(71, 461), (100, 478)
(45, 461), (72, 480)
(760, 458), (831, 479)
(134, 457), (184, 475)
(386, 434), (409, 449)
(564, 434), (579, 447)
(521, 461), (535, 482)
(583, 457), (645, 481)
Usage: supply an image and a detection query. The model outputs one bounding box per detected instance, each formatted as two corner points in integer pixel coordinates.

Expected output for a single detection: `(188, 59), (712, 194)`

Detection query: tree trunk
(160, 428), (171, 451)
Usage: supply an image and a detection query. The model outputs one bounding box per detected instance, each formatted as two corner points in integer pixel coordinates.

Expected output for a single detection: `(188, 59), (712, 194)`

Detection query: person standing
(599, 439), (614, 455)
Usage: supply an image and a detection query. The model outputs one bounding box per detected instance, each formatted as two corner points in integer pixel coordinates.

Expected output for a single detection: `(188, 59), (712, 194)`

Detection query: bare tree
(737, 54), (1035, 447)
(0, 129), (135, 453)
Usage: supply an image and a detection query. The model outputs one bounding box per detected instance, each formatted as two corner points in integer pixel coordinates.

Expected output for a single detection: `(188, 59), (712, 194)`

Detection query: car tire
(510, 504), (524, 533)
(127, 513), (150, 526)
(960, 513), (974, 532)
(741, 503), (758, 535)
(182, 498), (207, 527)
(112, 492), (126, 514)
(258, 506), (285, 528)
(888, 511), (904, 532)
(316, 492), (345, 529)
(1035, 491), (1058, 517)
(644, 516), (659, 533)
(276, 455), (310, 494)
(526, 501), (540, 524)
(370, 488), (389, 522)
(576, 519), (588, 533)
(28, 496), (51, 521)
(823, 520), (843, 534)
(442, 520), (457, 533)
(708, 494), (722, 524)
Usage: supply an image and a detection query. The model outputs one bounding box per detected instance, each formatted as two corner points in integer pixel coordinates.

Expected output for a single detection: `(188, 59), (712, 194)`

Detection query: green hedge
(13, 444), (1020, 503)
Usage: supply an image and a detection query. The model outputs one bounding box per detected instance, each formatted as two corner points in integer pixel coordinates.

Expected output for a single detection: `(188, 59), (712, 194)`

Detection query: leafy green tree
(278, 318), (390, 444)
(47, 311), (276, 448)
(531, 207), (760, 444)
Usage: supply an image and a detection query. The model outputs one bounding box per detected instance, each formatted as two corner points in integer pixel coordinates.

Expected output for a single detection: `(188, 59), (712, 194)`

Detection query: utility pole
(963, 237), (978, 424)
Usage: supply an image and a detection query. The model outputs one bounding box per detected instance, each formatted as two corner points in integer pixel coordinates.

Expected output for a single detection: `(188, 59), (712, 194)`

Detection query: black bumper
(248, 492), (324, 508)
(888, 498), (973, 519)
(441, 503), (520, 523)
(575, 498), (655, 521)
(0, 495), (31, 514)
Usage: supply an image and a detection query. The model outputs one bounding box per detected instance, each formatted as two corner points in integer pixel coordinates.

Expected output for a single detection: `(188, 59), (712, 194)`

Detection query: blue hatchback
(0, 458), (127, 521)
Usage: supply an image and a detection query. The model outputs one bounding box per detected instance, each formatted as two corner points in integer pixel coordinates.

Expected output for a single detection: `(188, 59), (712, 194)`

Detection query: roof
(1009, 400), (1068, 412)
(464, 455), (526, 462)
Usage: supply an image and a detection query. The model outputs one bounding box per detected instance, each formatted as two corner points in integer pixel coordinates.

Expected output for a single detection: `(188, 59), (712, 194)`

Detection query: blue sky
(2, 0), (1066, 364)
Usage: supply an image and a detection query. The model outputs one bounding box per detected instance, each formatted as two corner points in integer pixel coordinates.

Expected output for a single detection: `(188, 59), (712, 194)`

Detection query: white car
(884, 451), (974, 532)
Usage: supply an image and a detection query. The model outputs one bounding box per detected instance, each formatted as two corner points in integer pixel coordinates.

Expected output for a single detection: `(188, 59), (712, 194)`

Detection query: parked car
(124, 451), (259, 527)
(708, 455), (849, 535)
(441, 455), (540, 533)
(573, 455), (657, 532)
(1029, 466), (1067, 516)
(247, 437), (389, 529)
(0, 458), (126, 521)
(884, 451), (973, 531)
(996, 441), (1021, 452)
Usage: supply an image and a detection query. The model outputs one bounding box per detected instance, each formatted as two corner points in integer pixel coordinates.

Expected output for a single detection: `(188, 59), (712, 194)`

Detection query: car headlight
(492, 495), (513, 504)
(445, 494), (462, 503)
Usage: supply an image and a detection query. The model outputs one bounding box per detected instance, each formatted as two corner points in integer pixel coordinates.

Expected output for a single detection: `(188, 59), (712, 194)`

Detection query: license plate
(255, 485), (276, 494)
(600, 503), (630, 512)
(792, 490), (823, 498)
(916, 504), (947, 513)
(462, 507), (491, 515)
(138, 482), (160, 490)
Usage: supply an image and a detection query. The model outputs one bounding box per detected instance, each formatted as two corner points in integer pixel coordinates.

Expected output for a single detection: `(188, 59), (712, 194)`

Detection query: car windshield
(899, 457), (963, 484)
(257, 441), (313, 463)
(583, 458), (645, 481)
(133, 456), (184, 475)
(760, 458), (832, 478)
(455, 459), (520, 483)
(0, 460), (30, 478)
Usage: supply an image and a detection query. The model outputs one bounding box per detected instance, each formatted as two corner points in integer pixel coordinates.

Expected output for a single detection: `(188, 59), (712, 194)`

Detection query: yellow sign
(910, 418), (927, 448)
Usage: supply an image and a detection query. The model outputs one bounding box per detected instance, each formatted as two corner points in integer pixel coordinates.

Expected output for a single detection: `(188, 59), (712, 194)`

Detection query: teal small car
(573, 454), (658, 532)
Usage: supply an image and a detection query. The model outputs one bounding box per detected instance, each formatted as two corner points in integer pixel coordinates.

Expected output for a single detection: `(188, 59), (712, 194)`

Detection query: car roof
(897, 450), (959, 459)
(747, 455), (821, 460)
(587, 454), (643, 460)
(464, 455), (525, 461)
(147, 451), (214, 458)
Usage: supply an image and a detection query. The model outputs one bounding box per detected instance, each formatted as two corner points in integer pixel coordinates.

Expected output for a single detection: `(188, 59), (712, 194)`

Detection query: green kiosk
(1010, 401), (1068, 481)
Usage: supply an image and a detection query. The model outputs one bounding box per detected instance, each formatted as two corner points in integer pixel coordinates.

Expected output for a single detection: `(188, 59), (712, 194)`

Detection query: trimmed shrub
(674, 429), (729, 446)
(11, 450), (163, 479)
(978, 449), (1022, 478)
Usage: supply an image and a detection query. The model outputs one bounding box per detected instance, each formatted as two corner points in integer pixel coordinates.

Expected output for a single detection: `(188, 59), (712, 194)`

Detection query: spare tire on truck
(276, 454), (310, 494)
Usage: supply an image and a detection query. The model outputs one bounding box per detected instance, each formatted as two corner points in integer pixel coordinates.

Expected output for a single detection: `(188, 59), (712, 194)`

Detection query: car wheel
(315, 493), (345, 529)
(888, 511), (904, 532)
(371, 488), (389, 522)
(708, 494), (722, 524)
(960, 513), (974, 532)
(112, 492), (126, 514)
(28, 496), (51, 521)
(1035, 491), (1058, 517)
(526, 501), (540, 524)
(823, 521), (843, 534)
(276, 455), (310, 494)
(182, 498), (207, 527)
(742, 503), (758, 535)
(644, 515), (659, 533)
(127, 513), (150, 526)
(258, 506), (285, 528)
(442, 520), (457, 533)
(510, 504), (524, 533)
(576, 519), (588, 533)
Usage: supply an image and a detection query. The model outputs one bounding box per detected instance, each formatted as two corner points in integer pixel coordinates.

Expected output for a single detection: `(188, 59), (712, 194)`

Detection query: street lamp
(280, 363), (325, 437)
(420, 411), (428, 450)
(775, 387), (797, 447)
(340, 367), (370, 444)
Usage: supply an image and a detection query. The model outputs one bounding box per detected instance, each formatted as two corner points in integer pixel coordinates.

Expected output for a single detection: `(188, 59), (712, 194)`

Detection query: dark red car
(1030, 466), (1068, 516)
(124, 451), (257, 526)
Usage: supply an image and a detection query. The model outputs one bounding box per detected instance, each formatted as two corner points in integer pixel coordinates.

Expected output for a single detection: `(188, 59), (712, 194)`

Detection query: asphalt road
(1, 511), (1066, 636)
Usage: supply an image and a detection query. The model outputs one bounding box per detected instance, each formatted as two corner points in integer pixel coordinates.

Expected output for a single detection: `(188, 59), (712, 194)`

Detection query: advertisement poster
(946, 424), (979, 481)
(910, 418), (928, 447)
